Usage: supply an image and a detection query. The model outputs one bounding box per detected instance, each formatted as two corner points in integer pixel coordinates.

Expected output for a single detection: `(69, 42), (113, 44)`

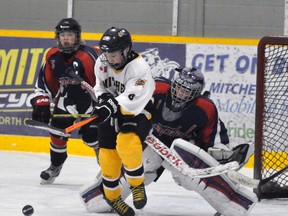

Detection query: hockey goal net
(254, 36), (288, 199)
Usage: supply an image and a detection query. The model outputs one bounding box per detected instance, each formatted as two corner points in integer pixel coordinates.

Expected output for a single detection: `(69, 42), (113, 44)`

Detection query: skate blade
(40, 177), (56, 185)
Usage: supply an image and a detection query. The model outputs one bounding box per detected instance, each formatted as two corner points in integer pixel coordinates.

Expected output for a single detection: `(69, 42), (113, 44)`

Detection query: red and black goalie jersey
(151, 77), (228, 151)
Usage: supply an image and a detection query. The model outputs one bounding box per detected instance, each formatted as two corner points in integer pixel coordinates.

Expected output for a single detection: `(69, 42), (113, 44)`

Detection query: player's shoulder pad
(46, 47), (59, 56)
(194, 96), (217, 112)
(154, 76), (171, 94)
(78, 45), (99, 58)
(45, 47), (60, 61)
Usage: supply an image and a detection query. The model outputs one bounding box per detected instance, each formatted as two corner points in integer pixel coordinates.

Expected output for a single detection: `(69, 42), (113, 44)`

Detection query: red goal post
(254, 36), (288, 199)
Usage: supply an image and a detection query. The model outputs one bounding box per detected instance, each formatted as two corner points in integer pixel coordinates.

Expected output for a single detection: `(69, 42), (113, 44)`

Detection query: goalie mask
(99, 27), (132, 70)
(55, 18), (81, 54)
(171, 67), (205, 111)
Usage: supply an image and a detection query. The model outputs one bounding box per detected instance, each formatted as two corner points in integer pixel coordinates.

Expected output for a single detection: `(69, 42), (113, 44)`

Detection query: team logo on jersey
(135, 79), (146, 86)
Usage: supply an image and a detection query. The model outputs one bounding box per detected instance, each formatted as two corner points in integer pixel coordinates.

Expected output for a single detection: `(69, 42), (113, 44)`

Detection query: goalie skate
(40, 164), (63, 185)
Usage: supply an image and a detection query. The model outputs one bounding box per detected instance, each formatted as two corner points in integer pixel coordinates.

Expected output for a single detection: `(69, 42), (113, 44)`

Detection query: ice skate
(106, 196), (135, 216)
(130, 184), (147, 209)
(40, 164), (63, 185)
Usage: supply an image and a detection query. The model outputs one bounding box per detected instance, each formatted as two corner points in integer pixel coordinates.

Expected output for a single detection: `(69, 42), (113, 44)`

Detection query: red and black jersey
(151, 77), (226, 151)
(34, 45), (98, 101)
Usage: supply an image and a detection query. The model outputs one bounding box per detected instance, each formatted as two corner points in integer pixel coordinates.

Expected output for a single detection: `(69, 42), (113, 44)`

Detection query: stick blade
(25, 120), (71, 137)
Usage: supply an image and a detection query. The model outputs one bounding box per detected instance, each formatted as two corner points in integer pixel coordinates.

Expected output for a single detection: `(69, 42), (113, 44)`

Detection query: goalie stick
(227, 165), (288, 189)
(145, 134), (288, 185)
(26, 115), (284, 184)
(145, 134), (240, 178)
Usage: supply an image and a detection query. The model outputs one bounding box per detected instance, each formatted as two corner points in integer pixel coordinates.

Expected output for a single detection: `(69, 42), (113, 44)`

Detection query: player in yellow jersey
(91, 27), (155, 216)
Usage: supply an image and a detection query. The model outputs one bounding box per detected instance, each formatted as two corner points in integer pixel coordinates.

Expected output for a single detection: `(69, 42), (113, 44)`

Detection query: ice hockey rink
(0, 151), (288, 216)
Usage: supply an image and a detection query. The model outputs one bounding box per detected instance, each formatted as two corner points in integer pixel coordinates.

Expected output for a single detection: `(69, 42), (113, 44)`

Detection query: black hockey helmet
(171, 67), (205, 111)
(55, 18), (82, 53)
(99, 27), (132, 69)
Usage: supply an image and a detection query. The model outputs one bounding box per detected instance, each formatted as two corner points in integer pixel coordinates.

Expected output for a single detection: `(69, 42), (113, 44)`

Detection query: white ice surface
(0, 151), (288, 216)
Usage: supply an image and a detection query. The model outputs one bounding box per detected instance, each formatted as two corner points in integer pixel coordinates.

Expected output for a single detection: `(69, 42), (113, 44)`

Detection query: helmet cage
(171, 68), (205, 111)
(55, 18), (81, 53)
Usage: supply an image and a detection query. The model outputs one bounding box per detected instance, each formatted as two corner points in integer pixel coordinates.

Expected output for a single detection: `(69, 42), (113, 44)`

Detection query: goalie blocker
(80, 138), (257, 216)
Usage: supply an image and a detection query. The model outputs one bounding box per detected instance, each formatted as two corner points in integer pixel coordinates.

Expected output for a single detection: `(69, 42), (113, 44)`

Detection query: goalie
(80, 67), (257, 216)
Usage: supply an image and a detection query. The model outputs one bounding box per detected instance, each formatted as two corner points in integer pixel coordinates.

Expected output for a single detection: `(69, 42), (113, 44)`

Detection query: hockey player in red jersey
(80, 67), (256, 216)
(90, 27), (155, 216)
(148, 67), (256, 215)
(30, 18), (99, 185)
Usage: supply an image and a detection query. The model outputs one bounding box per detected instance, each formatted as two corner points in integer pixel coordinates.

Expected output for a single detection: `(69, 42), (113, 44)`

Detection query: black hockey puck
(22, 205), (34, 216)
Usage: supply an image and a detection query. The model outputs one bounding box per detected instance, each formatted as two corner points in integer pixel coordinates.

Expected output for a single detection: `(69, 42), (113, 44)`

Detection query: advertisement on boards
(0, 35), (258, 142)
(0, 37), (185, 137)
(186, 44), (257, 142)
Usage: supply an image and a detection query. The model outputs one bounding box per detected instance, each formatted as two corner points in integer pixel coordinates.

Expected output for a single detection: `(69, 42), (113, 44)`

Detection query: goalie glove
(91, 94), (119, 125)
(30, 96), (51, 124)
(208, 142), (254, 169)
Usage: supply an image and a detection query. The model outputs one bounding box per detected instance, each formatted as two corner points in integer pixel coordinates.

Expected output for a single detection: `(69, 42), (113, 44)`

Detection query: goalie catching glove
(31, 96), (51, 124)
(208, 142), (254, 169)
(91, 93), (119, 124)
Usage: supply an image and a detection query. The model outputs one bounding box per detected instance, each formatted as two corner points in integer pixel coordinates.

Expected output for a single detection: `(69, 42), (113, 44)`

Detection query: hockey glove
(31, 96), (51, 124)
(91, 96), (119, 125)
(208, 143), (253, 168)
(98, 93), (114, 104)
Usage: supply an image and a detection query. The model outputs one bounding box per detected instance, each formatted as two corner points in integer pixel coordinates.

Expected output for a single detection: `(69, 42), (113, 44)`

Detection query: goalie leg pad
(168, 139), (257, 216)
(79, 146), (161, 213)
(80, 171), (157, 213)
(143, 145), (163, 172)
(79, 172), (112, 213)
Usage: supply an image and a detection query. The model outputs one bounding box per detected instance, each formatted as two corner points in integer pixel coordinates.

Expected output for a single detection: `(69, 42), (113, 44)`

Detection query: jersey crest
(135, 79), (147, 86)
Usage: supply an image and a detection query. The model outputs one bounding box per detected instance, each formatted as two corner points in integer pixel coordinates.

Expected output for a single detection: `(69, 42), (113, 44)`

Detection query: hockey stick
(146, 133), (288, 185)
(145, 134), (239, 178)
(25, 116), (98, 137)
(66, 69), (97, 102)
(64, 116), (98, 132)
(25, 119), (71, 137)
(53, 114), (91, 118)
(27, 115), (273, 183)
(227, 165), (288, 188)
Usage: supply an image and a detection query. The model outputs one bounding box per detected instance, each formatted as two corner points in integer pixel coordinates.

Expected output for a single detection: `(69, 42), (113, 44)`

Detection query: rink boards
(0, 29), (259, 167)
